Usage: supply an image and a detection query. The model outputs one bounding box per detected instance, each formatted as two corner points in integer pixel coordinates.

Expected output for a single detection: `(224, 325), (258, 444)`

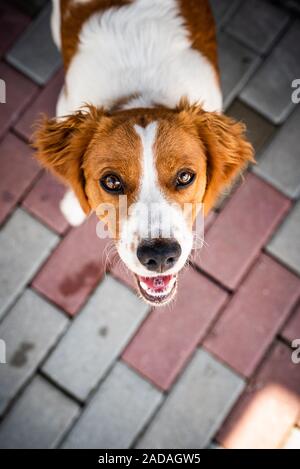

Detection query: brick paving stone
(0, 208), (59, 320)
(273, 0), (300, 14)
(204, 210), (217, 231)
(42, 276), (149, 401)
(254, 107), (300, 199)
(0, 375), (79, 449)
(217, 341), (300, 449)
(22, 171), (69, 235)
(227, 99), (275, 156)
(218, 32), (261, 110)
(6, 4), (61, 86)
(123, 267), (228, 391)
(0, 61), (38, 139)
(62, 361), (162, 449)
(282, 427), (300, 449)
(195, 173), (290, 290)
(13, 0), (48, 17)
(211, 173), (244, 212)
(136, 348), (245, 449)
(240, 22), (300, 124)
(281, 304), (300, 344)
(210, 0), (241, 28)
(267, 200), (300, 276)
(0, 289), (68, 416)
(0, 1), (30, 58)
(0, 132), (40, 225)
(204, 254), (300, 377)
(14, 69), (64, 141)
(225, 0), (289, 54)
(32, 214), (109, 315)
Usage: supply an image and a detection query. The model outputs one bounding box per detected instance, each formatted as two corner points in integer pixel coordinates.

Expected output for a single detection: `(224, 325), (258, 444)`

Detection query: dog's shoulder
(54, 0), (222, 114)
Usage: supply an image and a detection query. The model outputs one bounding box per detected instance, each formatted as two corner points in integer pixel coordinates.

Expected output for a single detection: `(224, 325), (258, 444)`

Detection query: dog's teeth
(139, 281), (148, 290)
(153, 277), (164, 287)
(138, 274), (177, 302)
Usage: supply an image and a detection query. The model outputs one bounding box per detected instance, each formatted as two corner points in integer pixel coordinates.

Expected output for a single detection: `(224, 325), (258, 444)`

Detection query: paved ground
(0, 0), (300, 449)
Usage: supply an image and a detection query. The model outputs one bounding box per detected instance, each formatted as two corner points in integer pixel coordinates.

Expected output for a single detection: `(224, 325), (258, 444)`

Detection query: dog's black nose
(137, 238), (182, 273)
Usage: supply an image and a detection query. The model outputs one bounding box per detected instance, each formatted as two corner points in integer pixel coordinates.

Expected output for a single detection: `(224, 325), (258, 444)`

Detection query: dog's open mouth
(135, 273), (177, 305)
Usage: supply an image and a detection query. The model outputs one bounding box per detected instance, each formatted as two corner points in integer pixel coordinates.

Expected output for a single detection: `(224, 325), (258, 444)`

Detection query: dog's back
(51, 0), (222, 116)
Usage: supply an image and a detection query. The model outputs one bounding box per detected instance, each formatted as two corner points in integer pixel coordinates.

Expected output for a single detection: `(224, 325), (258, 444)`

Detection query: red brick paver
(0, 132), (40, 225)
(195, 173), (291, 290)
(204, 254), (300, 377)
(122, 267), (228, 390)
(0, 2), (30, 58)
(32, 214), (108, 315)
(0, 61), (38, 139)
(14, 69), (64, 141)
(217, 341), (300, 448)
(22, 171), (69, 235)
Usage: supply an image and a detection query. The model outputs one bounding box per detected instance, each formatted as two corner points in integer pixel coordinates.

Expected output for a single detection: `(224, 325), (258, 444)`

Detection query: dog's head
(33, 102), (253, 305)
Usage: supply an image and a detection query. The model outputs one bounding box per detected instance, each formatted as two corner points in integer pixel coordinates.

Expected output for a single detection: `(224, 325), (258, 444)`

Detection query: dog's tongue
(139, 275), (173, 292)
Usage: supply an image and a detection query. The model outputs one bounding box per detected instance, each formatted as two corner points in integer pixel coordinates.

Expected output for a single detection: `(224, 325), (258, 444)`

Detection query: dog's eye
(100, 174), (124, 194)
(175, 170), (195, 188)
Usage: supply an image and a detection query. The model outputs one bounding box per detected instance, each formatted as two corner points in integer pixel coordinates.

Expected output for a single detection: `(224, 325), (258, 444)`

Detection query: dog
(33, 0), (254, 306)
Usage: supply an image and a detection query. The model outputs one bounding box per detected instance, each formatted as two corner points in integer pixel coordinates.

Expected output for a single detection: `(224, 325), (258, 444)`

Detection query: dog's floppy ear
(33, 105), (105, 214)
(194, 108), (255, 213)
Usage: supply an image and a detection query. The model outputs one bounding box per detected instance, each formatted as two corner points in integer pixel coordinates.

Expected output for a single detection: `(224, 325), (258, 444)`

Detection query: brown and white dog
(34, 0), (254, 305)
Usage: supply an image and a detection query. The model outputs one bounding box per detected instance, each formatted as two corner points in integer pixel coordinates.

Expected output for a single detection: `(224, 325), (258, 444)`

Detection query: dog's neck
(108, 92), (154, 112)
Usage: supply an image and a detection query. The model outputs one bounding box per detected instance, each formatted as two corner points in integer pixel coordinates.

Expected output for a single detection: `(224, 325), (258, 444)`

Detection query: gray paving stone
(13, 0), (48, 17)
(43, 276), (149, 401)
(0, 289), (68, 417)
(210, 0), (241, 28)
(267, 200), (300, 276)
(253, 106), (300, 199)
(6, 4), (61, 85)
(136, 348), (245, 449)
(208, 442), (224, 449)
(218, 33), (261, 110)
(240, 22), (300, 124)
(225, 0), (289, 54)
(227, 99), (275, 156)
(0, 375), (79, 449)
(0, 208), (59, 320)
(62, 361), (163, 449)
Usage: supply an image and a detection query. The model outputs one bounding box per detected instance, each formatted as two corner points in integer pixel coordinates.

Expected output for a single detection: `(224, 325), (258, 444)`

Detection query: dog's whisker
(101, 240), (118, 272)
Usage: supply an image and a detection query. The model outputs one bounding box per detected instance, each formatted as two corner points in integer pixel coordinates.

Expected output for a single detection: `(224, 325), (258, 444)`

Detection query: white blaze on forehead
(134, 122), (170, 239)
(134, 122), (161, 203)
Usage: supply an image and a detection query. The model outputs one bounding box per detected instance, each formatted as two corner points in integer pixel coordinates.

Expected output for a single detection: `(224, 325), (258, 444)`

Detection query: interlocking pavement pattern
(0, 0), (300, 449)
